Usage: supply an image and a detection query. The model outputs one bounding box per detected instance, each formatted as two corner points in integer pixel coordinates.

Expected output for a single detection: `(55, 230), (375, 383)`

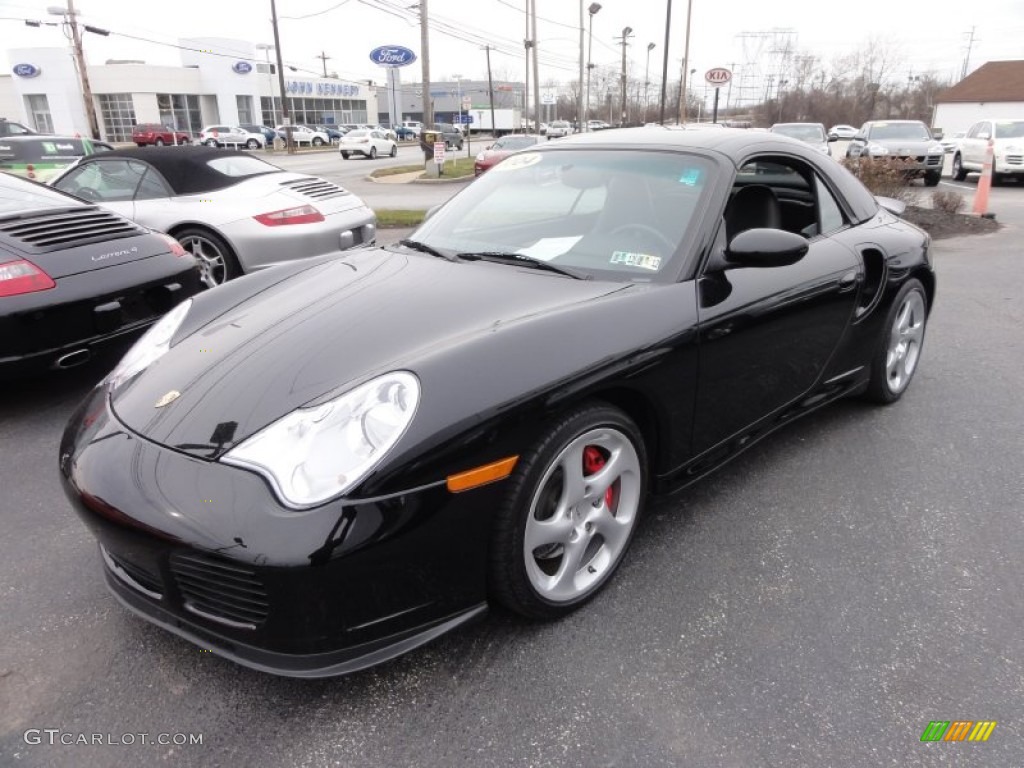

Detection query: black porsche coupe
(60, 128), (934, 677)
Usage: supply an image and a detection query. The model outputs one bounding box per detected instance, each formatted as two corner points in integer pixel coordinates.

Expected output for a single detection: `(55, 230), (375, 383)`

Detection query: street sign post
(704, 68), (732, 123)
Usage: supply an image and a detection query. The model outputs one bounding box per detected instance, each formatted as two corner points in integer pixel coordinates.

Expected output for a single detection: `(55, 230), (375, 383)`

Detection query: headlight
(867, 143), (889, 155)
(928, 144), (944, 154)
(1005, 144), (1020, 152)
(107, 299), (191, 389)
(222, 371), (420, 508)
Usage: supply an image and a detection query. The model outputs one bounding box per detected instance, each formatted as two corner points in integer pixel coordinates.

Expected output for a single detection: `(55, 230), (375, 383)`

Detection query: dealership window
(281, 96), (367, 126)
(156, 94), (202, 138)
(24, 94), (54, 134)
(236, 95), (254, 125)
(98, 93), (136, 142)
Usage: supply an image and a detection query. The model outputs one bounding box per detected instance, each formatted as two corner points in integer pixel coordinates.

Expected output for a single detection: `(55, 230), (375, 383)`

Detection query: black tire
(369, 146), (377, 159)
(174, 227), (241, 286)
(312, 137), (324, 147)
(489, 402), (648, 619)
(924, 170), (940, 187)
(951, 153), (967, 181)
(246, 138), (260, 149)
(864, 278), (928, 405)
(155, 138), (165, 146)
(205, 139), (218, 147)
(390, 143), (397, 157)
(341, 152), (349, 159)
(991, 171), (1003, 187)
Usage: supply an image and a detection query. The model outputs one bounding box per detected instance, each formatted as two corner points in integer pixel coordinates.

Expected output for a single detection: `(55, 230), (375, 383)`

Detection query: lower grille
(170, 552), (269, 629)
(101, 546), (163, 600)
(1005, 155), (1023, 166)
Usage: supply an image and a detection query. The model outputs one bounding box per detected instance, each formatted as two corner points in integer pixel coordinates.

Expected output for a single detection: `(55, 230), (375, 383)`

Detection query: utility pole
(677, 0), (693, 124)
(484, 45), (497, 137)
(616, 26), (633, 126)
(54, 0), (100, 139)
(270, 0), (293, 153)
(524, 0), (530, 133)
(658, 0), (672, 124)
(315, 51), (331, 78)
(531, 0), (540, 134)
(578, 0), (584, 134)
(586, 3), (601, 130)
(420, 0), (432, 126)
(961, 26), (977, 80)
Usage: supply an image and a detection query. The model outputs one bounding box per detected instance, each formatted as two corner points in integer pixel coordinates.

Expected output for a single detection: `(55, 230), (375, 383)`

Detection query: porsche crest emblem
(155, 390), (181, 408)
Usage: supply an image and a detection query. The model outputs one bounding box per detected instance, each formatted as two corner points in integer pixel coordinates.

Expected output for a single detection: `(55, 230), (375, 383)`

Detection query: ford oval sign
(369, 46), (417, 68)
(13, 63), (41, 78)
(232, 61), (253, 74)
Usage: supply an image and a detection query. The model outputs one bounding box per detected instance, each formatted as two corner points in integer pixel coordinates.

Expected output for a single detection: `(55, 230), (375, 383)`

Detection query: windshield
(493, 136), (538, 151)
(405, 148), (713, 283)
(994, 121), (1024, 139)
(868, 122), (931, 141)
(346, 130), (369, 138)
(772, 124), (825, 142)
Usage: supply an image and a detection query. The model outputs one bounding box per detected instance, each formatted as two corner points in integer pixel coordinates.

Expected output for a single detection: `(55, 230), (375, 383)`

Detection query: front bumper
(59, 385), (499, 677)
(994, 155), (1024, 175)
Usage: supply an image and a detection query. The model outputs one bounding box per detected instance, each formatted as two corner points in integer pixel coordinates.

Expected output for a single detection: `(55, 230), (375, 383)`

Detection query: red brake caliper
(583, 446), (616, 509)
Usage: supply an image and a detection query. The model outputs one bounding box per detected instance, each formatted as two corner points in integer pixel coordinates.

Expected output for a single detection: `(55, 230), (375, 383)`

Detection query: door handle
(838, 270), (859, 292)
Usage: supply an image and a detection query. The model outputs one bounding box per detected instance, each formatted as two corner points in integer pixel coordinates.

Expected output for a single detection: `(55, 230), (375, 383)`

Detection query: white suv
(198, 125), (264, 149)
(952, 119), (1024, 185)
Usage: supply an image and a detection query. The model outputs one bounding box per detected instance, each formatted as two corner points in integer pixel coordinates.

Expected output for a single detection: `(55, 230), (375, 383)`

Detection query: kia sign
(13, 63), (41, 78)
(232, 61), (253, 74)
(369, 46), (417, 68)
(705, 68), (732, 86)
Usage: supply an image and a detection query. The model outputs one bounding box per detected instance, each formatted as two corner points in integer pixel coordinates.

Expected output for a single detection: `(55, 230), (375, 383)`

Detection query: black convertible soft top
(73, 146), (278, 195)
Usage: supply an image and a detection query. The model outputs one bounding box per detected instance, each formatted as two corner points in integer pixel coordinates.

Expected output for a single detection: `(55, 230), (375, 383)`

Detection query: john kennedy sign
(369, 46), (416, 68)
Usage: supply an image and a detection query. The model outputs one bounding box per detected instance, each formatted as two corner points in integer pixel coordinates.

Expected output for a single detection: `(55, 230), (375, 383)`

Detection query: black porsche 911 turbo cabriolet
(60, 127), (934, 677)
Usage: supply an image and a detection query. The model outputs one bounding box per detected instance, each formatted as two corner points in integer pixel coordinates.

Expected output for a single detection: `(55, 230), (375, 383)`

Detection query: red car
(473, 134), (542, 175)
(132, 123), (191, 147)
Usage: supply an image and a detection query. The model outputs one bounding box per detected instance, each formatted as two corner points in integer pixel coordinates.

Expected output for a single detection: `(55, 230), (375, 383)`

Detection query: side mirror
(724, 228), (809, 268)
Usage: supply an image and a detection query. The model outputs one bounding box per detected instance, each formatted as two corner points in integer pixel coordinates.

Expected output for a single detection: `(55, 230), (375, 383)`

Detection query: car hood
(109, 247), (630, 459)
(872, 138), (938, 153)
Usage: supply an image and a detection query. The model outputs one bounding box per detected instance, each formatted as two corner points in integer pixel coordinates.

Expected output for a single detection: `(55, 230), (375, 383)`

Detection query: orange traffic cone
(972, 138), (994, 216)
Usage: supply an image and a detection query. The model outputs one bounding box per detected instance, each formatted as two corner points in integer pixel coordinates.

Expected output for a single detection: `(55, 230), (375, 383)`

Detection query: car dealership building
(1, 37), (377, 141)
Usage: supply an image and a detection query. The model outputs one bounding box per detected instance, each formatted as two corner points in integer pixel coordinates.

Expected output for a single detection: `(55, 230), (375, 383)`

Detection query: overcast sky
(2, 0), (1022, 96)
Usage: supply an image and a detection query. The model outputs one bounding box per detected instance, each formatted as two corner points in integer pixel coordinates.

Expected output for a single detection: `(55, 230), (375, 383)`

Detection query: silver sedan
(49, 146), (376, 285)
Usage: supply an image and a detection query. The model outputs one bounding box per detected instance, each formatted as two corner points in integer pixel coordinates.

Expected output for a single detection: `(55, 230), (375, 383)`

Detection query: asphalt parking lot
(1, 178), (1022, 767)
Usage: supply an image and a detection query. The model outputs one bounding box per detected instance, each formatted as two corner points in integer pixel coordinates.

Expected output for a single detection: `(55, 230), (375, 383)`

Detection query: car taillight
(159, 233), (188, 257)
(0, 259), (56, 297)
(253, 204), (325, 226)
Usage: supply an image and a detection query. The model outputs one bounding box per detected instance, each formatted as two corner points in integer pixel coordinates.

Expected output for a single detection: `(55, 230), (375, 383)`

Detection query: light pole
(452, 73), (462, 130)
(677, 0), (694, 125)
(658, 0), (672, 124)
(577, 0), (584, 133)
(617, 26), (633, 126)
(255, 44), (278, 129)
(47, 1), (100, 139)
(644, 42), (655, 123)
(585, 3), (601, 130)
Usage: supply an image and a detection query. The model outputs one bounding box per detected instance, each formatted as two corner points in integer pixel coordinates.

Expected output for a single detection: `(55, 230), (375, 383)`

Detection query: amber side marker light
(446, 457), (519, 493)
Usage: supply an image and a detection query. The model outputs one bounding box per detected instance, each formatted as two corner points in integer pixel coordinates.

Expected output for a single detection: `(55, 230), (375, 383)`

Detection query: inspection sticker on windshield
(493, 152), (542, 171)
(611, 251), (661, 270)
(678, 168), (702, 186)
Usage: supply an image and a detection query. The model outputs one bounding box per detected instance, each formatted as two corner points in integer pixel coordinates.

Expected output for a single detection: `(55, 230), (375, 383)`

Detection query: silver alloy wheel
(182, 234), (228, 287)
(523, 427), (642, 602)
(885, 290), (926, 394)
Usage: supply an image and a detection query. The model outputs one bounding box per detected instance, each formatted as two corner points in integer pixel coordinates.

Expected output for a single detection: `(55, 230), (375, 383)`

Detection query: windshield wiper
(456, 251), (590, 280)
(397, 239), (458, 261)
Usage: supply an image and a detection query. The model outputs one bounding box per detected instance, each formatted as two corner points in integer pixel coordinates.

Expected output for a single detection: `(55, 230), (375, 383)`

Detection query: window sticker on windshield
(611, 251), (661, 271)
(678, 168), (702, 186)
(517, 236), (582, 261)
(493, 152), (542, 171)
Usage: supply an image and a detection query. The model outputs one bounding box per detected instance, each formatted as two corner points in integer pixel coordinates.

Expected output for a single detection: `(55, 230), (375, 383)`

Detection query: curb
(365, 173), (474, 185)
